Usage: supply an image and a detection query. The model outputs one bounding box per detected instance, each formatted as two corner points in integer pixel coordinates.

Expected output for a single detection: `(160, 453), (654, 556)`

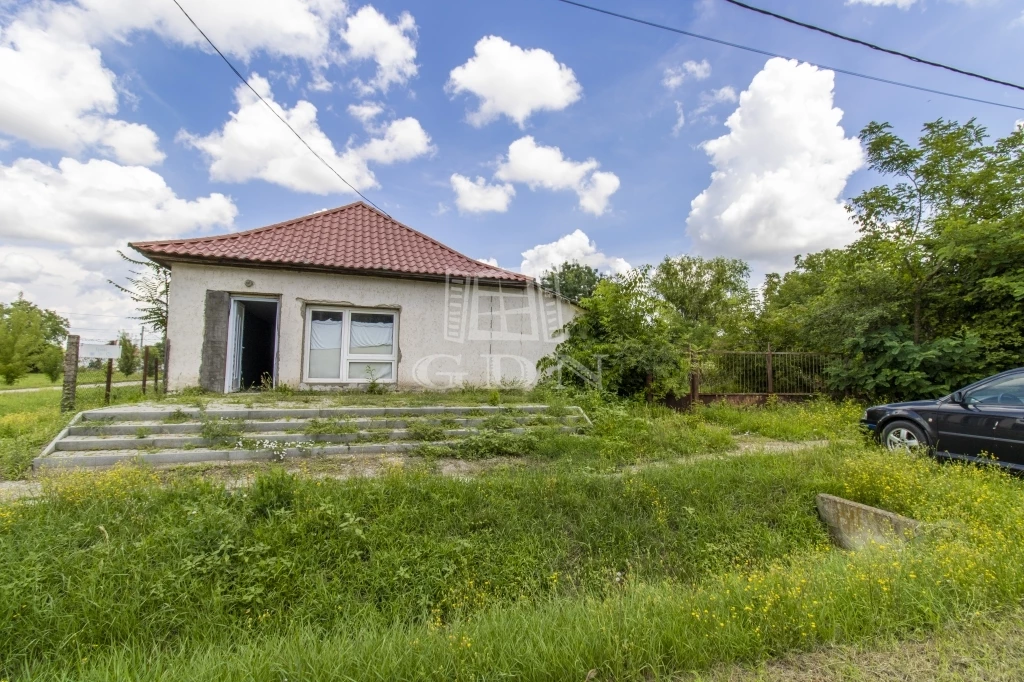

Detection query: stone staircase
(35, 404), (590, 469)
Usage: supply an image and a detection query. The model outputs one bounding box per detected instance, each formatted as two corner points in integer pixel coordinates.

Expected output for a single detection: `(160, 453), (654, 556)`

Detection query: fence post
(60, 335), (80, 413)
(766, 347), (774, 395)
(689, 348), (700, 406)
(142, 346), (149, 395)
(104, 358), (113, 405)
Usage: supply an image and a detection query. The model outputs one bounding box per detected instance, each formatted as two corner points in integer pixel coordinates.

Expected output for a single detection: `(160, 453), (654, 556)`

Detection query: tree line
(543, 119), (1024, 401)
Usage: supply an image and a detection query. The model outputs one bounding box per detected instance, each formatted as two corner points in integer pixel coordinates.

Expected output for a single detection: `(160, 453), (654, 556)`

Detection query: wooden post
(154, 352), (160, 394)
(60, 335), (80, 413)
(104, 358), (113, 405)
(766, 347), (774, 395)
(689, 349), (700, 407)
(142, 346), (149, 395)
(645, 372), (654, 405)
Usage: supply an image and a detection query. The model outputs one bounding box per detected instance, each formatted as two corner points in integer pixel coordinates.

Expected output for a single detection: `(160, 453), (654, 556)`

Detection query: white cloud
(340, 6), (418, 93)
(0, 0), (350, 164)
(847, 0), (917, 7)
(348, 101), (385, 127)
(686, 58), (865, 271)
(180, 75), (432, 195)
(672, 101), (686, 136)
(450, 174), (516, 213)
(519, 230), (631, 278)
(1015, 119), (1024, 130)
(39, 0), (348, 62)
(0, 22), (163, 164)
(477, 257), (499, 267)
(0, 153), (238, 327)
(663, 59), (711, 91)
(447, 36), (582, 128)
(693, 86), (738, 116)
(1, 253), (44, 284)
(494, 136), (620, 215)
(0, 156), (236, 248)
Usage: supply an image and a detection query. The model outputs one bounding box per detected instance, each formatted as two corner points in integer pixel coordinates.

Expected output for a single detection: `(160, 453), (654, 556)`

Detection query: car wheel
(881, 420), (929, 452)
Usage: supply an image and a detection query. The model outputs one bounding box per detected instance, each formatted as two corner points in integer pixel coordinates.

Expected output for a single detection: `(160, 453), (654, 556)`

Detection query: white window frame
(303, 306), (398, 384)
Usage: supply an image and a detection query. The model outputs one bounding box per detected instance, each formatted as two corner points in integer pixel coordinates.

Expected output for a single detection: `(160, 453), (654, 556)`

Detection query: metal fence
(692, 350), (838, 398)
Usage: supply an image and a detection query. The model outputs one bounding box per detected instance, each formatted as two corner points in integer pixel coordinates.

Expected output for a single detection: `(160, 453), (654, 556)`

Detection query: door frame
(224, 295), (280, 393)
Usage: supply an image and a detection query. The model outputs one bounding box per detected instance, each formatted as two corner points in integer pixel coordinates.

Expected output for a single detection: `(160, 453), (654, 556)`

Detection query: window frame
(303, 305), (398, 384)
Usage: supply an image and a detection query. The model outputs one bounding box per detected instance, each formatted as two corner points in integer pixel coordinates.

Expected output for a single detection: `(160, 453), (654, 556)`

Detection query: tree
(117, 332), (139, 376)
(761, 119), (1024, 400)
(651, 256), (755, 349)
(540, 261), (602, 302)
(37, 345), (64, 383)
(109, 251), (170, 333)
(0, 297), (46, 385)
(542, 267), (689, 399)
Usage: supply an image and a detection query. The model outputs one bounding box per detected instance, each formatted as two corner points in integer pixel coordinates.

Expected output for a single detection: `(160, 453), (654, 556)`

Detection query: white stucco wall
(166, 262), (577, 391)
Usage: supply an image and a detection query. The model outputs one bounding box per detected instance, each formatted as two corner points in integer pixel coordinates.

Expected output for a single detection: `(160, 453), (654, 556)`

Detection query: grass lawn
(2, 390), (1022, 680)
(0, 369), (143, 391)
(695, 607), (1024, 681)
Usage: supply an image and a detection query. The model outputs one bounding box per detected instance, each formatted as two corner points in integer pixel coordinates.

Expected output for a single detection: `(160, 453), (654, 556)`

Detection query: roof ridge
(131, 202), (364, 248)
(354, 202), (530, 281)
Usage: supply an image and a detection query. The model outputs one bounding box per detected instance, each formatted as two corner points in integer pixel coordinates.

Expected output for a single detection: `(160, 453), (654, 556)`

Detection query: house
(130, 202), (576, 393)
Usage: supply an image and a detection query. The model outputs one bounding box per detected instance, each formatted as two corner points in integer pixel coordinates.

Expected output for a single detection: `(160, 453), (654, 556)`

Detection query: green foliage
(540, 261), (603, 301)
(652, 255), (755, 349)
(303, 418), (357, 436)
(405, 420), (446, 441)
(692, 397), (864, 442)
(0, 296), (67, 385)
(108, 250), (170, 333)
(199, 419), (243, 446)
(36, 345), (63, 383)
(10, 441), (1024, 680)
(759, 119), (1024, 400)
(117, 332), (139, 377)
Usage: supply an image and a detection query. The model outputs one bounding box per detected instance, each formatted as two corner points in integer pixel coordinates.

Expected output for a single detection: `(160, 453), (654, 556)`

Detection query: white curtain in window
(309, 317), (343, 378)
(350, 320), (393, 350)
(311, 320), (343, 349)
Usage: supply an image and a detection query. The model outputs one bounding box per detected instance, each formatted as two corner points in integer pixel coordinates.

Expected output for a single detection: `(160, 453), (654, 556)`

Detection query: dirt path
(0, 381), (139, 394)
(0, 437), (830, 504)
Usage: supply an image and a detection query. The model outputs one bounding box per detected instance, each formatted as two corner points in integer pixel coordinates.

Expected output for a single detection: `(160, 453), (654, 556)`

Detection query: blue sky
(1, 0), (1022, 340)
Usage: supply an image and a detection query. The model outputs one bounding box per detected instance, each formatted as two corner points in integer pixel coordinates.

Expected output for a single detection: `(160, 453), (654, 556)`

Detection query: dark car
(861, 368), (1024, 471)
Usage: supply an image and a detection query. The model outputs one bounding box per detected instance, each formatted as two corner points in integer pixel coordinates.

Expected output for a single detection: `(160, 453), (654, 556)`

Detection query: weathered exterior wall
(166, 262), (577, 392)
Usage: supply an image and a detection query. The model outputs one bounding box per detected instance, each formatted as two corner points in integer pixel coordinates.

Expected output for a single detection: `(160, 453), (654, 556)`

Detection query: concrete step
(55, 426), (576, 452)
(77, 404), (559, 422)
(66, 414), (583, 437)
(35, 404), (591, 469)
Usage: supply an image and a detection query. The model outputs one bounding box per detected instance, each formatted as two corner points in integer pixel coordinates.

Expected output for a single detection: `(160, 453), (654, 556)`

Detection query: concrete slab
(816, 493), (921, 550)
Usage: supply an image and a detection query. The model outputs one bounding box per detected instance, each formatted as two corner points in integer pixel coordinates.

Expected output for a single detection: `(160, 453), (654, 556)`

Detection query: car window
(967, 374), (1024, 406)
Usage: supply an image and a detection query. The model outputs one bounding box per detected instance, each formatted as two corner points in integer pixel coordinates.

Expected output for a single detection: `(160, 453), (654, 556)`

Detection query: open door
(226, 297), (279, 392)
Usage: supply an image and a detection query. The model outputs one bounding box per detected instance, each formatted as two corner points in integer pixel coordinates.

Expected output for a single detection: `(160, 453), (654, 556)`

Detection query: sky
(1, 0), (1023, 342)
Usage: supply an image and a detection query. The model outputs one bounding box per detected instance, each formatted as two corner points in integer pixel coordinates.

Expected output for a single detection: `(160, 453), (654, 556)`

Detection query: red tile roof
(130, 201), (531, 283)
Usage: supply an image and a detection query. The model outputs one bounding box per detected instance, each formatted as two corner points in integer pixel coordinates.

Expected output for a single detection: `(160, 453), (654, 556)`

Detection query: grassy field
(0, 369), (143, 391)
(695, 607), (1024, 681)
(2, 390), (1022, 680)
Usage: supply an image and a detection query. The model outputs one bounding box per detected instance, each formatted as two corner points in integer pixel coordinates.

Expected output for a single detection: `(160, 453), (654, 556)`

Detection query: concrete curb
(816, 493), (921, 551)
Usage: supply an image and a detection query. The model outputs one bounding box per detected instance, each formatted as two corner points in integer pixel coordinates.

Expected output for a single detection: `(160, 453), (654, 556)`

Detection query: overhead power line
(721, 0), (1024, 93)
(169, 0), (391, 216)
(553, 0), (1024, 112)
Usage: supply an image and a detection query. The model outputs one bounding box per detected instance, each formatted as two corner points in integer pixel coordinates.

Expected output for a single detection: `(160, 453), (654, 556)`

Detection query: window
(967, 374), (1024, 406)
(304, 307), (397, 382)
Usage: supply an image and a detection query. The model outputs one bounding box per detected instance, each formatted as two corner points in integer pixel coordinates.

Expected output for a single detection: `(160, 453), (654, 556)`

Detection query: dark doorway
(230, 299), (278, 391)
